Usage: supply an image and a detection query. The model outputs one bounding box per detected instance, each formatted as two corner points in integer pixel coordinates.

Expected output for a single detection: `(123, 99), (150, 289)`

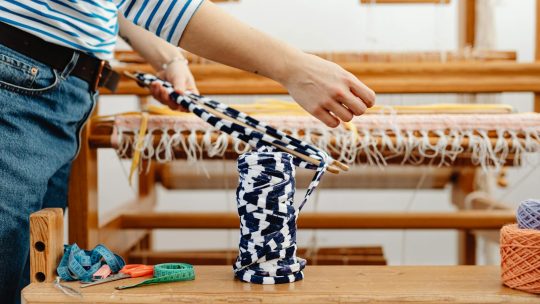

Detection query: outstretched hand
(281, 54), (375, 128)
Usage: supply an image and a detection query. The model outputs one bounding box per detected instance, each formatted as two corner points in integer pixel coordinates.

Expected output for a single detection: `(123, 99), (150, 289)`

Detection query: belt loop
(92, 60), (106, 92)
(60, 52), (80, 80)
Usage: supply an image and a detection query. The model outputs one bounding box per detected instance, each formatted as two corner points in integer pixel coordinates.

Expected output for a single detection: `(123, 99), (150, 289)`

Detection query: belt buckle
(93, 60), (106, 91)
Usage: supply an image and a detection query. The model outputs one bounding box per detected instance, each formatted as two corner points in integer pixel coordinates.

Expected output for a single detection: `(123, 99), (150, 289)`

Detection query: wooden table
(22, 266), (539, 303)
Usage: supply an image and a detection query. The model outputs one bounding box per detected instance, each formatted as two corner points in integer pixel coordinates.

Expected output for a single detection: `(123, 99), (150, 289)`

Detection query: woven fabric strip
(133, 73), (332, 171)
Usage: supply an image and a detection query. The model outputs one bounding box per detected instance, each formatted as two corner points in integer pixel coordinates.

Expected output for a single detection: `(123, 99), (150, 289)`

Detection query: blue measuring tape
(56, 244), (125, 282)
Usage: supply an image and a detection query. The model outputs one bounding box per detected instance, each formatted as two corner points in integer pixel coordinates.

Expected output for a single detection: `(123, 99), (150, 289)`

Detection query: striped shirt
(0, 0), (203, 59)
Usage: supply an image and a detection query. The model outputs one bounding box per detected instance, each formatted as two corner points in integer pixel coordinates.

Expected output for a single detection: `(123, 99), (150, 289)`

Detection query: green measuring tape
(115, 263), (195, 290)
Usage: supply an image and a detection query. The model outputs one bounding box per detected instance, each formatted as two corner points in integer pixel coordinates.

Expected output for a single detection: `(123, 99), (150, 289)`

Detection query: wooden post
(451, 169), (478, 265)
(68, 107), (99, 248)
(136, 160), (157, 252)
(459, 0), (476, 48)
(30, 208), (64, 283)
(458, 0), (476, 48)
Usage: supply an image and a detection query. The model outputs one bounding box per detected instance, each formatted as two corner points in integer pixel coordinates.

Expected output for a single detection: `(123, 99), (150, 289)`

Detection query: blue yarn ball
(517, 199), (540, 230)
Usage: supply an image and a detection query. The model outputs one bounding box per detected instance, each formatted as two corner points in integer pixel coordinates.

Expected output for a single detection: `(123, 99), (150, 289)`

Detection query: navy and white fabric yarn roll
(233, 150), (327, 284)
(132, 73), (331, 284)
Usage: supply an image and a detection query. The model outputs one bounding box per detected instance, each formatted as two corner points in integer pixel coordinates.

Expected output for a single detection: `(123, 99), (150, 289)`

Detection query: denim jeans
(0, 43), (96, 303)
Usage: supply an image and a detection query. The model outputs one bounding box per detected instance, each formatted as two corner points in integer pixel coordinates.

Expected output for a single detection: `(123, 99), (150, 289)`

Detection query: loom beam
(102, 62), (540, 95)
(119, 211), (515, 230)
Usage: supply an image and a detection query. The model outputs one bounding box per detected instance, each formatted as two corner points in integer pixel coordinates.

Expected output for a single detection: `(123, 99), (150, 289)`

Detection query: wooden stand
(29, 209), (64, 283)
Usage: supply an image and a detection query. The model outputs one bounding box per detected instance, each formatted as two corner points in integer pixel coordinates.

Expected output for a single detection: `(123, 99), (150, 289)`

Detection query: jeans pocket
(72, 90), (98, 161)
(0, 49), (60, 96)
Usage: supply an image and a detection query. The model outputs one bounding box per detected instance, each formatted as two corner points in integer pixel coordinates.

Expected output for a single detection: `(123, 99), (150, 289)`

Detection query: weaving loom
(12, 1), (540, 303)
(66, 0), (540, 270)
(93, 102), (540, 172)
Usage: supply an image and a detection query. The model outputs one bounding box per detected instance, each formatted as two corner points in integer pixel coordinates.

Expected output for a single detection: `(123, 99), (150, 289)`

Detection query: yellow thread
(343, 121), (359, 143)
(128, 112), (149, 185)
(140, 102), (514, 117)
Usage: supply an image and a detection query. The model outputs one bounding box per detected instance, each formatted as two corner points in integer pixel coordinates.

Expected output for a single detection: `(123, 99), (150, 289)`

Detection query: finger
(349, 77), (376, 108)
(313, 107), (340, 128)
(324, 100), (354, 122)
(160, 87), (171, 103)
(150, 82), (162, 97)
(151, 83), (169, 104)
(335, 92), (367, 116)
(161, 87), (180, 110)
(172, 89), (189, 112)
(171, 78), (187, 95)
(150, 83), (159, 98)
(154, 84), (177, 109)
(344, 92), (368, 116)
(186, 77), (199, 95)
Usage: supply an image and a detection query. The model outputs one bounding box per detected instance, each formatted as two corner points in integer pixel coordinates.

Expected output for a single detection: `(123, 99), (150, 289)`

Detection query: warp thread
(233, 151), (321, 284)
(113, 112), (540, 172)
(500, 199), (540, 294)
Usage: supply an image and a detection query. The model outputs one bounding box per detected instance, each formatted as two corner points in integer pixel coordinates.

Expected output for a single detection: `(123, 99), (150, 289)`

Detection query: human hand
(281, 54), (375, 128)
(149, 57), (199, 112)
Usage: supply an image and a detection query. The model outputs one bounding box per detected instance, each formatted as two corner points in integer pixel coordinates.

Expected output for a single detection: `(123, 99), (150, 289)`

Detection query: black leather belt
(0, 22), (119, 92)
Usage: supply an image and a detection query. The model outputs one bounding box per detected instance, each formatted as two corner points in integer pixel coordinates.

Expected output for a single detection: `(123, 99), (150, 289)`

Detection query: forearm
(179, 1), (304, 84)
(118, 15), (184, 72)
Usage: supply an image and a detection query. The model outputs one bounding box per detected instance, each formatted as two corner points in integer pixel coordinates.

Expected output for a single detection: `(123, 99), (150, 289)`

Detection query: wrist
(274, 51), (313, 87)
(160, 56), (188, 72)
(152, 46), (186, 72)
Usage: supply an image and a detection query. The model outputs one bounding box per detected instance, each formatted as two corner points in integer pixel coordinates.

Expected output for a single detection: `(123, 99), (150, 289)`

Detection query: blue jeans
(0, 43), (96, 303)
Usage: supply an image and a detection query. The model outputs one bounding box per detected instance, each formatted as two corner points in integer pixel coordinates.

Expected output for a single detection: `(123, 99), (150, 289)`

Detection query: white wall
(95, 0), (540, 265)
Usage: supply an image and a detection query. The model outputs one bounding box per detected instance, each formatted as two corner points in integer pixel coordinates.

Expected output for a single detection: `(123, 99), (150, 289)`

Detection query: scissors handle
(120, 264), (154, 278)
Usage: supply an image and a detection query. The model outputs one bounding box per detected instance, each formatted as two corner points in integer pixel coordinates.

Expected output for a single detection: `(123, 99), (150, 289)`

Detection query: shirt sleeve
(117, 0), (204, 45)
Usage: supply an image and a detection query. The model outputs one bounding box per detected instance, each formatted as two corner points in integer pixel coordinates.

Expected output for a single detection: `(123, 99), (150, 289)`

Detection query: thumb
(161, 69), (187, 94)
(172, 78), (187, 94)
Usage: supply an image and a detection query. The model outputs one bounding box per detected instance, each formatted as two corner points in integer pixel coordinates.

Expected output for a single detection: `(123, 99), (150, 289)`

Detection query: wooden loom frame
(68, 0), (540, 266)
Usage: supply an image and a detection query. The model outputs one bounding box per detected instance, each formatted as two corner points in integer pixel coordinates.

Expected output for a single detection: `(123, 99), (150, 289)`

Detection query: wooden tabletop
(22, 266), (538, 303)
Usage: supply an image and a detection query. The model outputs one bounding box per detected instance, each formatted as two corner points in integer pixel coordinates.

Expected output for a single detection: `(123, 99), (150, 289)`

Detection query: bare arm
(118, 15), (197, 110)
(179, 1), (375, 127)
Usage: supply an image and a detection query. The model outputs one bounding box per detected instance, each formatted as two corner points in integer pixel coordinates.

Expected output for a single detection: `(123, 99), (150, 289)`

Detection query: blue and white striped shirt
(0, 0), (204, 59)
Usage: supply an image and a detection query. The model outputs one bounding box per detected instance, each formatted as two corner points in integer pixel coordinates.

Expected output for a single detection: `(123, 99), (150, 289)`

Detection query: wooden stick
(119, 210), (515, 230)
(114, 49), (517, 64)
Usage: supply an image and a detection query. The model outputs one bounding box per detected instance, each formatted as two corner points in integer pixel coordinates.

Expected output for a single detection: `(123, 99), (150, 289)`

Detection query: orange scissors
(81, 264), (154, 288)
(120, 264), (154, 277)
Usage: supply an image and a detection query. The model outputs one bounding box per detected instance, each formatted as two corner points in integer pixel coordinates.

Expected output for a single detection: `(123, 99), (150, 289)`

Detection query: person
(0, 1), (375, 302)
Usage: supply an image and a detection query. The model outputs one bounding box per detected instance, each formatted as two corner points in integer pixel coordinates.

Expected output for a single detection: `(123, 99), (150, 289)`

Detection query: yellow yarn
(145, 100), (514, 117)
(128, 112), (149, 185)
